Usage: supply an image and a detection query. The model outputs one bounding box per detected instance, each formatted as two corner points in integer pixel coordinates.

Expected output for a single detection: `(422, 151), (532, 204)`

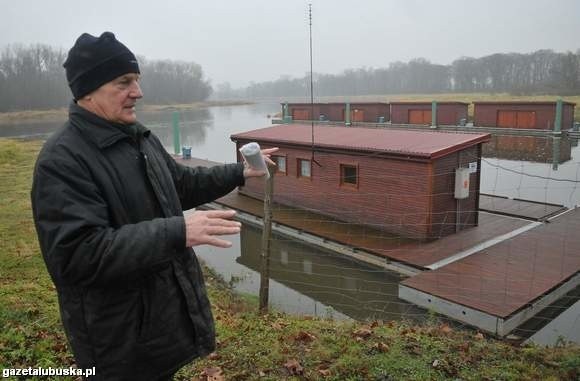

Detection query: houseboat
(390, 101), (469, 126)
(284, 102), (389, 123)
(231, 124), (490, 240)
(473, 101), (576, 130)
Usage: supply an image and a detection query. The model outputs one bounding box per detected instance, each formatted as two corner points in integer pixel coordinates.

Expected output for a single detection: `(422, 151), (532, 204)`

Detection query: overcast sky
(1, 0), (579, 87)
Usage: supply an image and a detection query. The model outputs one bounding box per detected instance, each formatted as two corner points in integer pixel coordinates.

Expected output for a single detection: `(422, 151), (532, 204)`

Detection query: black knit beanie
(63, 32), (140, 100)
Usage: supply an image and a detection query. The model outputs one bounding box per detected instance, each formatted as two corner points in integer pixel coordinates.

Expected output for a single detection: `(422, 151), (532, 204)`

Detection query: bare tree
(0, 45), (212, 112)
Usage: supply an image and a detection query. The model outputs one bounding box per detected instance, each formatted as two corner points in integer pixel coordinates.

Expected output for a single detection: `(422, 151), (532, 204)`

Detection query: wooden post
(259, 165), (275, 314)
(172, 111), (181, 155)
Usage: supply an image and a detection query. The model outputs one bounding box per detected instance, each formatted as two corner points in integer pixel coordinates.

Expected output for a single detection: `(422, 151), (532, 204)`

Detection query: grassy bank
(0, 138), (579, 380)
(0, 100), (254, 125)
(0, 109), (69, 125)
(142, 100), (253, 112)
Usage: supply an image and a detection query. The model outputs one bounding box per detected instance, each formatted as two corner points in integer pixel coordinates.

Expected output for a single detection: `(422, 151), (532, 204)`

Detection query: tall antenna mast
(309, 4), (321, 166)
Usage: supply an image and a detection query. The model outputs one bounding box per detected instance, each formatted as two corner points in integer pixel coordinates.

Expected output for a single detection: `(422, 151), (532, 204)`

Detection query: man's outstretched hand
(184, 209), (241, 248)
(243, 147), (279, 178)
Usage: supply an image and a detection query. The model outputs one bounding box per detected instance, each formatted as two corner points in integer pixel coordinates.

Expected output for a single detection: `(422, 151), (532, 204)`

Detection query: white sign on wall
(468, 162), (478, 173)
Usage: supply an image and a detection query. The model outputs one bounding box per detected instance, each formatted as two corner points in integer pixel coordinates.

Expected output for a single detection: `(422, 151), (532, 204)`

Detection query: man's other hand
(184, 210), (241, 248)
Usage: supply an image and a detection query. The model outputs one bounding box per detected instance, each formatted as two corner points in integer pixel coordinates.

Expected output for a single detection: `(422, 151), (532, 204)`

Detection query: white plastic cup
(239, 142), (269, 179)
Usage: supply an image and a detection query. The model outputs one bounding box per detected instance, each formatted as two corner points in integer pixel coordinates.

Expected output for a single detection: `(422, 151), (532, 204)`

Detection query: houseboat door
(292, 109), (311, 121)
(497, 110), (536, 128)
(409, 109), (432, 124)
(352, 109), (365, 122)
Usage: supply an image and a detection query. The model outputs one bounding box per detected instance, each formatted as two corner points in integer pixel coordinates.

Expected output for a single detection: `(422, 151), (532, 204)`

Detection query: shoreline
(0, 100), (254, 125)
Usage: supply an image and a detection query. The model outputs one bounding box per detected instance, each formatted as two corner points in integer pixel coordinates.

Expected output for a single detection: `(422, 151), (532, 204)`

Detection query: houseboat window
(298, 159), (311, 178)
(340, 164), (358, 186)
(273, 155), (286, 173)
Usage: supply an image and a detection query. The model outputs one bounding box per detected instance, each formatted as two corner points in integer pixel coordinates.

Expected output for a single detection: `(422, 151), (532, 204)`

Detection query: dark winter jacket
(31, 103), (245, 380)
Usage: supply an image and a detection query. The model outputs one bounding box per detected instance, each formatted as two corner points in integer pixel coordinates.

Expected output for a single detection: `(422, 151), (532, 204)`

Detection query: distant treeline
(215, 49), (580, 99)
(0, 44), (212, 112)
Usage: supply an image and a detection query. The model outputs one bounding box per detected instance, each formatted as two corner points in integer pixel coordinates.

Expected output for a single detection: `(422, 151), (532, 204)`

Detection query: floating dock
(399, 208), (580, 336)
(175, 156), (579, 336)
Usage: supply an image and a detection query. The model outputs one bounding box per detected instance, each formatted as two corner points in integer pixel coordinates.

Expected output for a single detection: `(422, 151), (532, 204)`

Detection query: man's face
(83, 73), (143, 124)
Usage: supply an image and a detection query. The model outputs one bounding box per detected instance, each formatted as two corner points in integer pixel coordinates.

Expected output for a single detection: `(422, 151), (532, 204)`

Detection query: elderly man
(31, 32), (274, 380)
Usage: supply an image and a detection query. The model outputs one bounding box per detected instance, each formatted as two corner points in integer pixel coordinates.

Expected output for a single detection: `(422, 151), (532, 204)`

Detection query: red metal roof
(389, 101), (469, 105)
(282, 102), (389, 106)
(231, 125), (490, 159)
(473, 101), (576, 106)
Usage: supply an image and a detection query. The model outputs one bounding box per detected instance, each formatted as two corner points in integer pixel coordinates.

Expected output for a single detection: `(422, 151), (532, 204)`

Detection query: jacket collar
(68, 101), (150, 149)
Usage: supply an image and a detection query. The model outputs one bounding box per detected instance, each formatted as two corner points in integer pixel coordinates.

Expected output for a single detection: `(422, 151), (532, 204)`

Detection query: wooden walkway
(400, 208), (580, 335)
(214, 192), (533, 269)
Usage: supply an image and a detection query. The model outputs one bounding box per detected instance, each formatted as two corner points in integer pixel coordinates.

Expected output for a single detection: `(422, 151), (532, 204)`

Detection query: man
(31, 31), (275, 380)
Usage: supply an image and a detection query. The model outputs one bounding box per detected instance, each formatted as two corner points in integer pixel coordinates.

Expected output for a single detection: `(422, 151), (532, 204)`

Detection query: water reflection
(146, 103), (276, 162)
(141, 108), (213, 150)
(481, 136), (580, 208)
(0, 119), (64, 138)
(483, 135), (574, 167)
(195, 228), (351, 320)
(520, 287), (580, 346)
(0, 103), (278, 162)
(196, 223), (426, 321)
(236, 224), (424, 322)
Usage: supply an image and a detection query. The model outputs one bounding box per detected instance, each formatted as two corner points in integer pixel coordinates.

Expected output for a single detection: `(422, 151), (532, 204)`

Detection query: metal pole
(455, 151), (461, 233)
(431, 100), (437, 129)
(308, 4), (316, 163)
(172, 111), (181, 155)
(554, 98), (563, 134)
(552, 137), (561, 171)
(259, 165), (275, 314)
(345, 102), (351, 126)
(283, 102), (289, 122)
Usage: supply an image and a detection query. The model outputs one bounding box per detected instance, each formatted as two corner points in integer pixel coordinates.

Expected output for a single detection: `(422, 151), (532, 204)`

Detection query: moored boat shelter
(232, 124), (490, 240)
(390, 101), (468, 126)
(473, 101), (576, 131)
(283, 102), (390, 123)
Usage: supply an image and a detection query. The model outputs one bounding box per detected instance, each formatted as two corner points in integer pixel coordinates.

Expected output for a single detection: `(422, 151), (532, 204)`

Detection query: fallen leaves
(371, 342), (390, 353)
(430, 358), (459, 377)
(283, 359), (304, 375)
(294, 330), (317, 343)
(270, 319), (289, 331)
(270, 322), (284, 331)
(439, 324), (453, 335)
(457, 341), (471, 353)
(353, 326), (373, 341)
(404, 341), (422, 356)
(199, 367), (225, 381)
(317, 364), (331, 377)
(208, 352), (221, 361)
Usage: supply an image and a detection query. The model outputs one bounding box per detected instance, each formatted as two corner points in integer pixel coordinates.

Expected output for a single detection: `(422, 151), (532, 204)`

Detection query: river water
(2, 102), (579, 345)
